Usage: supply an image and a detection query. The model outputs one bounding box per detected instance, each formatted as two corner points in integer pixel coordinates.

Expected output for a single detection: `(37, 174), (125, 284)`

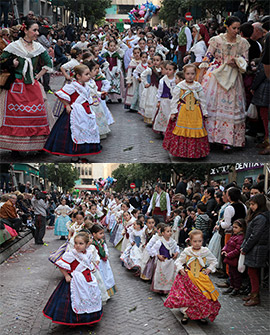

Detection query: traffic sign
(130, 183), (136, 189)
(185, 12), (193, 21)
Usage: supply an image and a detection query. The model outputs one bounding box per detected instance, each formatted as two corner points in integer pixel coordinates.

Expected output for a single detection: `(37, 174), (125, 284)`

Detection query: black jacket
(241, 211), (269, 268)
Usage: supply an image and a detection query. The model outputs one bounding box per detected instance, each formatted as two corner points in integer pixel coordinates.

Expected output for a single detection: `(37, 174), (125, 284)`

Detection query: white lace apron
(70, 250), (102, 314)
(69, 82), (100, 144)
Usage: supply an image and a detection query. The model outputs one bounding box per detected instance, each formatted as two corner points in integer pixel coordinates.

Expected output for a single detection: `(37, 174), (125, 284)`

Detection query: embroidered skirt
(43, 279), (103, 326)
(43, 109), (101, 156)
(164, 272), (221, 322)
(163, 117), (209, 158)
(0, 79), (50, 151)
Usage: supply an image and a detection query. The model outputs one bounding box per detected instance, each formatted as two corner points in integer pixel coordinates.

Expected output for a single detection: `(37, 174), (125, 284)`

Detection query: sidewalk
(0, 229), (269, 335)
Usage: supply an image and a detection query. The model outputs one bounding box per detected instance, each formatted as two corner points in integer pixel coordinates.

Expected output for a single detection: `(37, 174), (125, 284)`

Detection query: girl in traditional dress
(54, 198), (73, 240)
(91, 224), (117, 297)
(94, 66), (114, 126)
(199, 16), (250, 152)
(121, 211), (136, 253)
(43, 64), (101, 159)
(153, 61), (177, 134)
(150, 224), (179, 294)
(123, 29), (138, 70)
(0, 20), (52, 153)
(164, 229), (221, 324)
(120, 220), (145, 274)
(124, 47), (141, 112)
(163, 64), (209, 159)
(133, 51), (148, 114)
(140, 217), (156, 280)
(85, 60), (110, 139)
(102, 39), (123, 103)
(91, 44), (109, 73)
(43, 232), (103, 326)
(141, 53), (163, 124)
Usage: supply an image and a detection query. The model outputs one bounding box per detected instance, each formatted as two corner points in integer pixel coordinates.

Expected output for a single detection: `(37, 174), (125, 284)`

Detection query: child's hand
(65, 275), (71, 283)
(138, 78), (141, 82)
(13, 58), (19, 68)
(115, 72), (119, 76)
(157, 102), (160, 109)
(170, 114), (177, 121)
(145, 83), (150, 88)
(131, 242), (135, 246)
(221, 251), (227, 256)
(66, 105), (72, 114)
(127, 83), (132, 88)
(179, 269), (186, 276)
(158, 255), (165, 262)
(173, 252), (179, 259)
(202, 268), (211, 276)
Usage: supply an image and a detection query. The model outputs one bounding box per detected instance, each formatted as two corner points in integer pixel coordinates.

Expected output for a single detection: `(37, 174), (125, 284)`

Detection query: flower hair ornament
(20, 23), (26, 31)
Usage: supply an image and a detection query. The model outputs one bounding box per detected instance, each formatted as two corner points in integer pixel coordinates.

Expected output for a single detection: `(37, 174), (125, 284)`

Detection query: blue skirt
(43, 110), (102, 156)
(54, 216), (69, 236)
(43, 279), (103, 326)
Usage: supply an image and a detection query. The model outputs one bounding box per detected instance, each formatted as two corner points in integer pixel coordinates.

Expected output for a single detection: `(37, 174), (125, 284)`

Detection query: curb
(160, 296), (207, 335)
(0, 231), (33, 264)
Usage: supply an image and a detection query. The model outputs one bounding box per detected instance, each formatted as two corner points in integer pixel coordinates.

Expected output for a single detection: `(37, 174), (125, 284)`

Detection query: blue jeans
(0, 2), (9, 27)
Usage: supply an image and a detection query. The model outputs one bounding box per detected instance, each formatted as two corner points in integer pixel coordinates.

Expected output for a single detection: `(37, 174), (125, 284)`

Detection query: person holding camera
(31, 191), (49, 245)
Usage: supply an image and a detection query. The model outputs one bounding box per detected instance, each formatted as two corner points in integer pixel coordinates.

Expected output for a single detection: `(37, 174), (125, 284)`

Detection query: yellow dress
(186, 255), (219, 301)
(172, 89), (208, 138)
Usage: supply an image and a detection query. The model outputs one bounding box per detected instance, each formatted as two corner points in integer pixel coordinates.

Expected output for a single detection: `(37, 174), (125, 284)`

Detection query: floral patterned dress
(200, 33), (249, 147)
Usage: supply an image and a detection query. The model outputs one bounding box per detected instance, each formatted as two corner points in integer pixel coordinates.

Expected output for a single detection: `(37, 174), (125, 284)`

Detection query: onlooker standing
(146, 183), (171, 224)
(0, 0), (10, 27)
(177, 17), (192, 70)
(241, 194), (269, 306)
(31, 192), (49, 245)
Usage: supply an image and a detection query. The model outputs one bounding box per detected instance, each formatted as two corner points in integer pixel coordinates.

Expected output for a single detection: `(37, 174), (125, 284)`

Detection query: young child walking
(221, 219), (246, 296)
(124, 47), (141, 112)
(140, 217), (156, 280)
(164, 230), (221, 324)
(102, 39), (123, 103)
(153, 61), (177, 133)
(54, 198), (73, 240)
(121, 211), (136, 253)
(121, 220), (145, 273)
(150, 224), (179, 294)
(43, 232), (103, 326)
(85, 60), (110, 139)
(141, 54), (163, 124)
(163, 64), (209, 158)
(43, 65), (101, 158)
(91, 224), (117, 297)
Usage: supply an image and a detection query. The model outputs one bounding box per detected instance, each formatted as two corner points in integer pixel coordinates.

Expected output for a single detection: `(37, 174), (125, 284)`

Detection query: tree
(42, 164), (79, 192)
(112, 163), (222, 192)
(159, 0), (182, 26)
(62, 0), (112, 26)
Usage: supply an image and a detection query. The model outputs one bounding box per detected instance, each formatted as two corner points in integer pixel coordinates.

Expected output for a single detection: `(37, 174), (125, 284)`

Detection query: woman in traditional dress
(199, 16), (250, 152)
(0, 20), (53, 153)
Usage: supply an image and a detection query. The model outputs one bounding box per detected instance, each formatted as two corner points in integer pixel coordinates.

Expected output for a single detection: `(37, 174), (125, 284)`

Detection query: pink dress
(201, 33), (249, 147)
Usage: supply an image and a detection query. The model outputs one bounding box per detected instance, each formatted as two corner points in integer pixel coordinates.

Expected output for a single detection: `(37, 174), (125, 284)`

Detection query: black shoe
(230, 289), (240, 297)
(118, 98), (122, 103)
(181, 314), (189, 324)
(222, 287), (234, 295)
